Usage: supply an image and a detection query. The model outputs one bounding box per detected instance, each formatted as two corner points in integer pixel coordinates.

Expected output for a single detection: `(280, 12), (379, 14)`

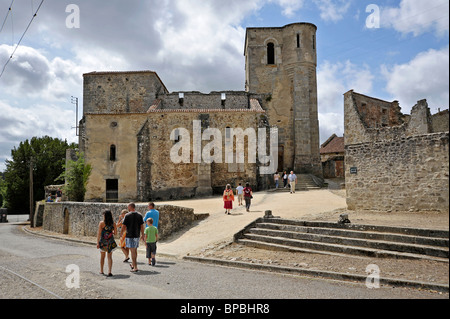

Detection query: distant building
(320, 134), (344, 178)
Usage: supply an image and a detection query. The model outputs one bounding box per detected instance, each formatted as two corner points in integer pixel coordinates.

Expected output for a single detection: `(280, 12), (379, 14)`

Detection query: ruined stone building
(78, 23), (322, 203)
(344, 90), (449, 212)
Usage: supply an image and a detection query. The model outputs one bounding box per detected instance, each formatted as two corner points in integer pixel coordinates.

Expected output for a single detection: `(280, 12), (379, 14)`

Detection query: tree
(57, 151), (92, 202)
(3, 136), (77, 213)
(0, 173), (6, 208)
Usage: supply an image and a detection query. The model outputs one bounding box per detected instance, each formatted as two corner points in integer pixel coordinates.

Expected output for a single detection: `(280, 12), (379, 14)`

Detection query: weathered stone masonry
(78, 23), (323, 203)
(40, 202), (198, 239)
(344, 90), (449, 212)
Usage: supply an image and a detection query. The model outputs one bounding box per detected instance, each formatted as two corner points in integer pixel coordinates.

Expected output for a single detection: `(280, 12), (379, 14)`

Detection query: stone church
(78, 23), (322, 203)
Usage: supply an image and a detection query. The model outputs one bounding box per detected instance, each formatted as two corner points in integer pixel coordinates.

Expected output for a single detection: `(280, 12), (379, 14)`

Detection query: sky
(0, 0), (448, 172)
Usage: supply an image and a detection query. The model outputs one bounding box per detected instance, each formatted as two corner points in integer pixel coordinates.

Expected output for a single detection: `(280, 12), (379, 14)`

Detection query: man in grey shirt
(288, 171), (298, 194)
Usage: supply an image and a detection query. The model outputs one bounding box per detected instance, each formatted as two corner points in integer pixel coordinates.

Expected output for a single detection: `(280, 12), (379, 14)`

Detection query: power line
(0, 0), (15, 34)
(0, 0), (44, 79)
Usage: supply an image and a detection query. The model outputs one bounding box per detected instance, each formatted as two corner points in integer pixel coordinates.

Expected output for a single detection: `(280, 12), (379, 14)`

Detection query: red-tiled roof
(320, 134), (344, 154)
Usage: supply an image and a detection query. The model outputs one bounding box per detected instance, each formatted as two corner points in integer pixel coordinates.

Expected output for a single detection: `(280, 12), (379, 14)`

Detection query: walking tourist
(223, 184), (235, 215)
(243, 183), (253, 212)
(56, 188), (63, 202)
(97, 210), (118, 277)
(236, 183), (244, 206)
(144, 218), (159, 266)
(274, 171), (280, 189)
(283, 171), (288, 188)
(144, 202), (160, 229)
(288, 171), (298, 194)
(122, 203), (145, 273)
(116, 209), (130, 262)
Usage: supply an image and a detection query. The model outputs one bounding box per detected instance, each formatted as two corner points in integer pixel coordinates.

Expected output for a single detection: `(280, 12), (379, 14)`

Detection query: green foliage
(0, 174), (6, 208)
(3, 136), (77, 213)
(57, 152), (92, 202)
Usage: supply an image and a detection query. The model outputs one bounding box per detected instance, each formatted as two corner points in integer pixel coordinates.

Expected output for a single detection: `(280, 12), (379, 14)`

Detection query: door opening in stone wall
(106, 179), (119, 203)
(278, 145), (284, 172)
(63, 208), (70, 235)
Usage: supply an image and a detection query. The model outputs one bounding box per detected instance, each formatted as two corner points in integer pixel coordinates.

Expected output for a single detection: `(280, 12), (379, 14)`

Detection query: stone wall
(432, 110), (449, 133)
(344, 90), (449, 212)
(82, 108), (267, 202)
(158, 91), (253, 110)
(345, 132), (449, 212)
(83, 71), (168, 114)
(41, 202), (197, 239)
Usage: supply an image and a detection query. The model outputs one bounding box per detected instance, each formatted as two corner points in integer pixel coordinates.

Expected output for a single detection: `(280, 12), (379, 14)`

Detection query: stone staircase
(274, 174), (321, 192)
(235, 218), (449, 262)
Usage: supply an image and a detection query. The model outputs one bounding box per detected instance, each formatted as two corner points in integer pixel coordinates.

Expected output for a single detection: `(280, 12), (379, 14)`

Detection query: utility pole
(71, 96), (79, 136)
(29, 156), (34, 227)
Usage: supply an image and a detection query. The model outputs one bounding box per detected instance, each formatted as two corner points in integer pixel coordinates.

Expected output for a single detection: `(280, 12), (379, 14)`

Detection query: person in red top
(223, 184), (235, 215)
(243, 183), (253, 212)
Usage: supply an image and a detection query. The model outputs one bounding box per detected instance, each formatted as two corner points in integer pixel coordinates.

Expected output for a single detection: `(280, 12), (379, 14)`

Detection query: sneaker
(151, 258), (156, 266)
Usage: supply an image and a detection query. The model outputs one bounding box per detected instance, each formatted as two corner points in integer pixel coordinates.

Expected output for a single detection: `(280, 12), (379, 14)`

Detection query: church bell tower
(244, 23), (322, 176)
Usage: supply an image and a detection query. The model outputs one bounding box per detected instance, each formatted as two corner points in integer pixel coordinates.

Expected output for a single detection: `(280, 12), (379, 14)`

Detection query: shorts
(146, 242), (157, 258)
(125, 237), (140, 249)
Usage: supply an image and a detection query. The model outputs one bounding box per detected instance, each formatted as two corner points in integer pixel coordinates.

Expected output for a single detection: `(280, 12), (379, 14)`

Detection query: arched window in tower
(110, 144), (116, 161)
(267, 42), (275, 65)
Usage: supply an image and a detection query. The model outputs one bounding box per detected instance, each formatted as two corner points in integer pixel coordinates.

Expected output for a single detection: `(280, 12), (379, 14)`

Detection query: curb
(22, 226), (450, 293)
(183, 255), (449, 293)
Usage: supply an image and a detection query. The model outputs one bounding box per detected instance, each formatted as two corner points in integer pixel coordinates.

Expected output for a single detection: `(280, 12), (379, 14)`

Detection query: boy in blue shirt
(143, 202), (159, 229)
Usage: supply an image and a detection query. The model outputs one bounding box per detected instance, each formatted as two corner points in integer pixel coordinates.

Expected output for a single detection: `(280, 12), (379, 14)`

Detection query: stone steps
(235, 218), (449, 262)
(257, 222), (449, 248)
(273, 174), (321, 191)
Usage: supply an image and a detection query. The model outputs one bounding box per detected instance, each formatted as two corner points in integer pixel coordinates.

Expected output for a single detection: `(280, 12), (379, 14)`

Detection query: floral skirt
(99, 233), (117, 253)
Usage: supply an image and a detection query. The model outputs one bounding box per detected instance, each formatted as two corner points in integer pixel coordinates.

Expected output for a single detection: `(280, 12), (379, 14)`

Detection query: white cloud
(0, 44), (82, 101)
(318, 60), (374, 113)
(273, 0), (305, 18)
(317, 60), (374, 141)
(0, 100), (77, 171)
(319, 112), (344, 142)
(381, 46), (449, 112)
(381, 0), (449, 36)
(314, 0), (352, 22)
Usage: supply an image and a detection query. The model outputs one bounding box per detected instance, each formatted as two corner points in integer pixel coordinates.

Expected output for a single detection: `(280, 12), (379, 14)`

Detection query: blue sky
(0, 0), (449, 171)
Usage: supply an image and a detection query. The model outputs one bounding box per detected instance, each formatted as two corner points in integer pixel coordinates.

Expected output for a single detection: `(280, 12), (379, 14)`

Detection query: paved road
(0, 222), (446, 304)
